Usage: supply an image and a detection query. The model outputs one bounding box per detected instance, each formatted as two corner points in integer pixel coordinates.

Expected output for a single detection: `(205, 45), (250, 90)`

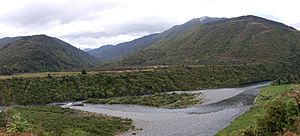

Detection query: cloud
(61, 33), (148, 49)
(0, 0), (118, 27)
(62, 17), (173, 39)
(291, 23), (300, 30)
(108, 17), (175, 35)
(62, 31), (108, 39)
(58, 17), (174, 48)
(0, 0), (300, 49)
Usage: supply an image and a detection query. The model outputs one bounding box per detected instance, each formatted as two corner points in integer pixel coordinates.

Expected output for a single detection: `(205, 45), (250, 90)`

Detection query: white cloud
(0, 0), (300, 48)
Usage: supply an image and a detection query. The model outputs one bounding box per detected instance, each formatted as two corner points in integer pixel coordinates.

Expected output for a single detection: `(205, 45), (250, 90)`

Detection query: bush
(6, 113), (32, 133)
(0, 64), (282, 105)
(47, 73), (52, 78)
(255, 98), (299, 135)
(1, 106), (132, 136)
(61, 128), (90, 136)
(239, 128), (256, 136)
(0, 67), (14, 75)
(0, 111), (5, 127)
(81, 69), (87, 75)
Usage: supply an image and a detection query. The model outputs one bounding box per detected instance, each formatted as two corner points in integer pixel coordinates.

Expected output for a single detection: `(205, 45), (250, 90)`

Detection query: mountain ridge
(114, 15), (300, 66)
(88, 16), (227, 63)
(1, 15), (299, 74)
(0, 35), (97, 74)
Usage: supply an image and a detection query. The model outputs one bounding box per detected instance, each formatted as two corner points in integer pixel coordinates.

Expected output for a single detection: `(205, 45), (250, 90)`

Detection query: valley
(0, 14), (300, 136)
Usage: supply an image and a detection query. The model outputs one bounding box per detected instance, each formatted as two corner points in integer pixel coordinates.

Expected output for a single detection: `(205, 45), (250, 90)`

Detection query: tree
(47, 73), (52, 78)
(255, 98), (299, 135)
(81, 69), (87, 75)
(287, 90), (300, 111)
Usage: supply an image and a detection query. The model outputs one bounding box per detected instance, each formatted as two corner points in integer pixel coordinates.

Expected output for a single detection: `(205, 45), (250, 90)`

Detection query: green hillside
(88, 17), (226, 63)
(0, 35), (97, 75)
(87, 34), (160, 63)
(117, 15), (300, 66)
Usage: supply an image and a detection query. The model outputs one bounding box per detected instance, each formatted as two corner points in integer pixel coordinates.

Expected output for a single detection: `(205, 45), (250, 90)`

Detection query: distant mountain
(88, 34), (160, 63)
(83, 48), (93, 52)
(0, 35), (97, 74)
(88, 17), (227, 63)
(116, 15), (300, 66)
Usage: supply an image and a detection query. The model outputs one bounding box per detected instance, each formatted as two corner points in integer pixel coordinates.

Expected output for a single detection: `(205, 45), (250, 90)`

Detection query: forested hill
(87, 34), (160, 63)
(87, 17), (227, 63)
(0, 35), (97, 75)
(114, 15), (300, 66)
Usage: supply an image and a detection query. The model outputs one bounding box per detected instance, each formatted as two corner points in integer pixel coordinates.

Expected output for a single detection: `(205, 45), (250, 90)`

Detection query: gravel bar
(69, 82), (270, 136)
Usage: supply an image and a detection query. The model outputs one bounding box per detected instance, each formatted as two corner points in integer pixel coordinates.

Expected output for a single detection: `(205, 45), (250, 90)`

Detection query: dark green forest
(1, 62), (299, 106)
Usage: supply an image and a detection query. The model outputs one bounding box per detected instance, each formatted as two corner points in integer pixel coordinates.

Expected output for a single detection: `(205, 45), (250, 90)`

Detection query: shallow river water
(68, 82), (270, 136)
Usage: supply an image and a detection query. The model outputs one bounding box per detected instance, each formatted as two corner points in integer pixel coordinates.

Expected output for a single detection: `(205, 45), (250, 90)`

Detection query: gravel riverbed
(69, 82), (270, 136)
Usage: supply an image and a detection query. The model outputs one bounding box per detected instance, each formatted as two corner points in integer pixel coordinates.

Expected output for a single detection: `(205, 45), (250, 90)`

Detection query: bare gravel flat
(69, 82), (270, 136)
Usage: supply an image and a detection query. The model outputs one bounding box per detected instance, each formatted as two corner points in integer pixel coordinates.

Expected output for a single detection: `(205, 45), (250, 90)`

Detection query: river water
(68, 82), (270, 136)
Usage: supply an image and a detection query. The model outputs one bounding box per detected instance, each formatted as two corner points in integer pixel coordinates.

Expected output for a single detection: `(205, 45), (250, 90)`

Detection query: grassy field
(217, 84), (294, 135)
(0, 71), (96, 80)
(0, 106), (132, 136)
(0, 68), (158, 80)
(86, 93), (202, 109)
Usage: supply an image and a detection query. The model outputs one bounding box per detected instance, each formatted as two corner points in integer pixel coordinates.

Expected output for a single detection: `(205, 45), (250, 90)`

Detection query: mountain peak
(199, 16), (212, 22)
(233, 15), (271, 22)
(233, 15), (296, 31)
(186, 16), (227, 26)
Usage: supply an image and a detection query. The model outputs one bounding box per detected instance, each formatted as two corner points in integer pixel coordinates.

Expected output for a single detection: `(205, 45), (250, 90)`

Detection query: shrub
(61, 128), (90, 136)
(0, 111), (5, 127)
(81, 69), (87, 75)
(239, 128), (256, 136)
(6, 113), (32, 133)
(47, 73), (52, 78)
(255, 98), (299, 135)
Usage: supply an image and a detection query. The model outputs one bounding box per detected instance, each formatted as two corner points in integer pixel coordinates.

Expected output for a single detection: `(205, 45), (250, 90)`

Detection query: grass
(0, 106), (132, 136)
(0, 68), (157, 80)
(86, 93), (202, 109)
(0, 71), (98, 80)
(217, 84), (294, 135)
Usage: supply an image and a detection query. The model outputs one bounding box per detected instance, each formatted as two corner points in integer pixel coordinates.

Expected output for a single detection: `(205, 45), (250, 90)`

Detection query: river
(67, 82), (270, 136)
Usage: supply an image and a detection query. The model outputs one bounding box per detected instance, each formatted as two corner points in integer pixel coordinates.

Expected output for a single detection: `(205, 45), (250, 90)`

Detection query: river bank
(217, 84), (298, 135)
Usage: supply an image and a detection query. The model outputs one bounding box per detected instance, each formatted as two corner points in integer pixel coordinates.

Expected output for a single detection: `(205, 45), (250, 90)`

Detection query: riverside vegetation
(218, 84), (300, 136)
(0, 62), (299, 106)
(0, 64), (287, 106)
(86, 93), (202, 109)
(0, 106), (132, 136)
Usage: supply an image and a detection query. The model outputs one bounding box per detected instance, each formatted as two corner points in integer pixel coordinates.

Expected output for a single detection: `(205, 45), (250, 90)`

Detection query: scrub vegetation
(86, 93), (202, 109)
(0, 106), (132, 136)
(0, 64), (285, 106)
(218, 84), (300, 136)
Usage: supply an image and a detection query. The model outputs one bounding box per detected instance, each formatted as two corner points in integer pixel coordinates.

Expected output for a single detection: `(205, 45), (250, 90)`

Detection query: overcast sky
(0, 0), (300, 49)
